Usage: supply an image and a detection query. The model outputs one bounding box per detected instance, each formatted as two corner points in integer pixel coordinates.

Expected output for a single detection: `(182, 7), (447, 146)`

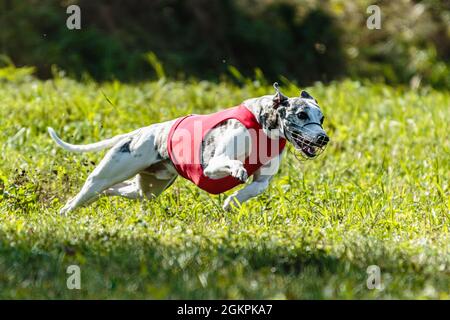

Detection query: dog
(48, 83), (329, 215)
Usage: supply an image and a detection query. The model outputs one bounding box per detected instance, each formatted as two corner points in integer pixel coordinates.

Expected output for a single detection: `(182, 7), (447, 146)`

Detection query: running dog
(48, 83), (329, 214)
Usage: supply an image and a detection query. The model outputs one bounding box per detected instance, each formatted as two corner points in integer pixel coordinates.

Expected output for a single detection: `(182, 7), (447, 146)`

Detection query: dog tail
(47, 127), (128, 153)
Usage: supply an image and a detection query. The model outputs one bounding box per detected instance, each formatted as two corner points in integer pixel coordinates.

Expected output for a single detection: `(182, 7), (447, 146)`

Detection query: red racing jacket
(167, 105), (286, 194)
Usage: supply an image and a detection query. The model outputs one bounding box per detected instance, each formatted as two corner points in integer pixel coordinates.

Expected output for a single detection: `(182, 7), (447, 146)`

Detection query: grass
(0, 68), (449, 299)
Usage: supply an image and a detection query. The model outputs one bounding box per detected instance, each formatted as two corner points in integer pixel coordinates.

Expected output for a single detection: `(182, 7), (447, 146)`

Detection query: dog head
(251, 83), (329, 159)
(273, 83), (329, 158)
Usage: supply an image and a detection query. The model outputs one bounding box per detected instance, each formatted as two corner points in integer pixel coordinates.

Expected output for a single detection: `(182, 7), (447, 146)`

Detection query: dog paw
(223, 196), (241, 211)
(230, 165), (248, 183)
(59, 204), (72, 216)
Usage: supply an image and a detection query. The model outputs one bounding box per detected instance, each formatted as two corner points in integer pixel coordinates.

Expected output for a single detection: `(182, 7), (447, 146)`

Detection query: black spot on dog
(267, 112), (279, 130)
(119, 140), (132, 153)
(260, 108), (279, 131)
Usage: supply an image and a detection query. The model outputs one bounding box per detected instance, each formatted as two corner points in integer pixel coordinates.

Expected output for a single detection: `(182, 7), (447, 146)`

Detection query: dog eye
(298, 111), (308, 120)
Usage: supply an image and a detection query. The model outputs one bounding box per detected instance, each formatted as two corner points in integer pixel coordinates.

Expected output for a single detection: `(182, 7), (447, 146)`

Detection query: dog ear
(300, 90), (318, 103)
(300, 90), (313, 99)
(273, 82), (288, 109)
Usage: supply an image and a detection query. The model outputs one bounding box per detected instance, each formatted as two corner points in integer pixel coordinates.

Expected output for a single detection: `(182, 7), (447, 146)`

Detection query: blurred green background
(1, 0), (449, 88)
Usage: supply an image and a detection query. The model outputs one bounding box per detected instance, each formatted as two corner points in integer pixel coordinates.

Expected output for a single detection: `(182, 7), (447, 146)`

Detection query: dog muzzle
(283, 122), (329, 160)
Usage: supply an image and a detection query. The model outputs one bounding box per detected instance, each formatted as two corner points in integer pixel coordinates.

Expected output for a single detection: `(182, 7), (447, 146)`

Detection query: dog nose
(316, 133), (329, 146)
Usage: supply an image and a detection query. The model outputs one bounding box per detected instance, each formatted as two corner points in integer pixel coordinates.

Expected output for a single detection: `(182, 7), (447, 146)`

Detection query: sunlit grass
(0, 70), (448, 298)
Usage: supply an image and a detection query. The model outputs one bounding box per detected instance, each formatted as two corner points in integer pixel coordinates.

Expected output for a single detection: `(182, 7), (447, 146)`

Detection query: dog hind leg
(104, 179), (143, 199)
(59, 136), (160, 215)
(137, 171), (177, 200)
(103, 173), (176, 200)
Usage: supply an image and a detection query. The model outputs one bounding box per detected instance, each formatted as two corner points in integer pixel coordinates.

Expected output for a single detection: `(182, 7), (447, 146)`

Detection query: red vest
(167, 105), (286, 194)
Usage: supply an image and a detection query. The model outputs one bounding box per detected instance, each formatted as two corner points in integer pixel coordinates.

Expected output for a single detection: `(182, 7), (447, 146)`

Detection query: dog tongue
(302, 145), (315, 156)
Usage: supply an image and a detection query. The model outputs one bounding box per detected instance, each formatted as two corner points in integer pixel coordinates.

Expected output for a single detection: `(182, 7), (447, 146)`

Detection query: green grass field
(0, 69), (449, 299)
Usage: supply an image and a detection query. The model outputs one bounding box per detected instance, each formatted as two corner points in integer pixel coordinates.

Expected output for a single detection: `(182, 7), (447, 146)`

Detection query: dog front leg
(223, 179), (270, 211)
(222, 154), (282, 211)
(203, 156), (248, 182)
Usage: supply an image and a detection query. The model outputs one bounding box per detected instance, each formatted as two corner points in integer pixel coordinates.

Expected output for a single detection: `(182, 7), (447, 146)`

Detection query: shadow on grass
(0, 235), (401, 299)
